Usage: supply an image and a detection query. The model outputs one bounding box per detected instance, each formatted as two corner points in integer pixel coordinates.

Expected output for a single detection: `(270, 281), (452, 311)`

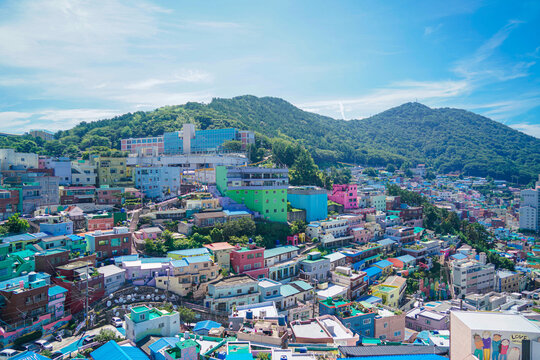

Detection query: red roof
(204, 242), (236, 251)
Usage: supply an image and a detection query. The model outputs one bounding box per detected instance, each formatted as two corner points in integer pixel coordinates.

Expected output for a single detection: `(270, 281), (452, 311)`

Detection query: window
(384, 322), (388, 328)
(363, 319), (371, 325)
(244, 264), (252, 271)
(394, 331), (401, 336)
(237, 289), (242, 294)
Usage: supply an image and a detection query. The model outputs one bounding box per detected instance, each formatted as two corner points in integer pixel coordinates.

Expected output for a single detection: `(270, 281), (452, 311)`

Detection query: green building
(216, 166), (289, 222)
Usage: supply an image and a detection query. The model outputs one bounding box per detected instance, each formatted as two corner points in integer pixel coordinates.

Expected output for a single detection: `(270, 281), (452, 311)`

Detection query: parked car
(50, 351), (64, 360)
(82, 335), (96, 344)
(35, 339), (53, 351)
(17, 343), (40, 353)
(0, 349), (20, 360)
(111, 317), (123, 327)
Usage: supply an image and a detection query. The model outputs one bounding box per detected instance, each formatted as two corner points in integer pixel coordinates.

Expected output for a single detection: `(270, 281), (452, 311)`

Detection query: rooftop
(452, 311), (540, 333)
(264, 245), (299, 259)
(204, 242), (236, 251)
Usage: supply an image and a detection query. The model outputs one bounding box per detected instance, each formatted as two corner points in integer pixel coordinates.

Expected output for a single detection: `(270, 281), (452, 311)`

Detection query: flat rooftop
(452, 311), (540, 333)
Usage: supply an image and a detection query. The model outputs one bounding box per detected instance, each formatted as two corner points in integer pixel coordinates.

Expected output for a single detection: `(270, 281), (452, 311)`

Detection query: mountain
(2, 95), (539, 183)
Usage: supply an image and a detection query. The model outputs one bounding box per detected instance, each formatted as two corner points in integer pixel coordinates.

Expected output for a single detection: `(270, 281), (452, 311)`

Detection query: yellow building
(371, 276), (406, 308)
(90, 156), (132, 187)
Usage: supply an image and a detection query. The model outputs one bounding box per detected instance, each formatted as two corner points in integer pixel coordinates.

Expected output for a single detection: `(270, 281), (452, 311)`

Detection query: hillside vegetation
(1, 95), (539, 182)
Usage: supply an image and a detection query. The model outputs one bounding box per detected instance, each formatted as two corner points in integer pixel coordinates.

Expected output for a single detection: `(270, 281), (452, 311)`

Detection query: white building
(0, 148), (38, 170)
(451, 259), (495, 298)
(71, 160), (97, 186)
(450, 311), (540, 360)
(125, 305), (180, 342)
(520, 186), (539, 232)
(134, 166), (181, 199)
(97, 264), (126, 294)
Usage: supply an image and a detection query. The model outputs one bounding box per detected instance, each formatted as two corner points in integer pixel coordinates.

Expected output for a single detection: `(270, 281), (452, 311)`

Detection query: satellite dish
(161, 295), (165, 300)
(107, 301), (112, 307)
(135, 287), (139, 291)
(155, 289), (159, 293)
(109, 294), (114, 299)
(173, 305), (177, 310)
(147, 295), (151, 300)
(127, 295), (132, 301)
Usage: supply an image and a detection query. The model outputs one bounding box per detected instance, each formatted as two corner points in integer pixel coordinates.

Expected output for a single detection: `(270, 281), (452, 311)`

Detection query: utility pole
(166, 268), (170, 303)
(85, 262), (89, 333)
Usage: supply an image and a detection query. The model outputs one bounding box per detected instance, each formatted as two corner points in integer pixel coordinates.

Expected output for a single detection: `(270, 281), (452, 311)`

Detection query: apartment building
(230, 244), (268, 279)
(216, 166), (289, 222)
(451, 259), (495, 298)
(264, 245), (300, 282)
(331, 266), (367, 300)
(59, 186), (95, 204)
(0, 148), (38, 170)
(203, 242), (236, 271)
(134, 166), (181, 199)
(204, 274), (259, 312)
(519, 187), (539, 232)
(90, 155), (132, 187)
(298, 252), (330, 283)
(85, 227), (132, 260)
(71, 159), (97, 186)
(495, 270), (521, 293)
(155, 255), (220, 299)
(306, 218), (354, 248)
(329, 183), (358, 210)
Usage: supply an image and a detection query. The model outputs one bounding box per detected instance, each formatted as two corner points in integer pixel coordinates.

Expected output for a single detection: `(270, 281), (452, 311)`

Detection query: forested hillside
(1, 95), (539, 183)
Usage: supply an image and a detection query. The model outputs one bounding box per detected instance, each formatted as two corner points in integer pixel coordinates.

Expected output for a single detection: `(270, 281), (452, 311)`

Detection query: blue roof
(345, 356), (447, 360)
(377, 238), (397, 246)
(114, 254), (139, 264)
(141, 257), (171, 263)
(0, 272), (50, 291)
(48, 285), (68, 297)
(451, 253), (468, 260)
(373, 260), (393, 268)
(12, 351), (51, 360)
(170, 259), (189, 268)
(148, 337), (178, 354)
(193, 320), (222, 332)
(357, 295), (383, 304)
(1, 233), (37, 243)
(67, 234), (84, 240)
(185, 255), (211, 264)
(168, 248), (209, 257)
(226, 354), (253, 360)
(364, 267), (382, 277)
(91, 340), (149, 360)
(397, 255), (416, 263)
(223, 210), (251, 216)
(264, 245), (299, 258)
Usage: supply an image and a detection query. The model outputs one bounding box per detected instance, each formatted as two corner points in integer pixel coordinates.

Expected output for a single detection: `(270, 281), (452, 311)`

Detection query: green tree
(1, 213), (29, 234)
(386, 164), (396, 173)
(222, 140), (242, 152)
(95, 328), (123, 343)
(364, 168), (377, 177)
(178, 306), (196, 323)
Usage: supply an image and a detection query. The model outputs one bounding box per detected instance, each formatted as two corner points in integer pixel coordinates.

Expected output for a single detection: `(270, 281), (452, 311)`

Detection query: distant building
(216, 165), (289, 222)
(298, 252), (330, 283)
(204, 242), (236, 271)
(519, 186), (539, 232)
(41, 157), (72, 186)
(371, 276), (407, 308)
(27, 129), (55, 142)
(134, 166), (181, 199)
(90, 156), (132, 187)
(230, 244), (268, 279)
(495, 270), (521, 293)
(97, 264), (126, 294)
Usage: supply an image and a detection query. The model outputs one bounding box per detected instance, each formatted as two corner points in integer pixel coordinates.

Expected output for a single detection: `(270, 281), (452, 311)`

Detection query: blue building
(39, 219), (74, 236)
(134, 166), (181, 199)
(319, 297), (376, 337)
(287, 186), (328, 222)
(163, 124), (254, 154)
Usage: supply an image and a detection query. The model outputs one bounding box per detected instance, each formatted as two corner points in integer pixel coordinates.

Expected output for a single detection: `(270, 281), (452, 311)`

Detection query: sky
(0, 0), (539, 137)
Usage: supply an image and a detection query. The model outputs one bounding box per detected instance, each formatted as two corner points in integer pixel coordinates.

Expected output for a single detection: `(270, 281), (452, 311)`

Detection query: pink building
(351, 227), (371, 243)
(374, 309), (406, 342)
(229, 244), (269, 279)
(87, 216), (114, 231)
(328, 184), (358, 210)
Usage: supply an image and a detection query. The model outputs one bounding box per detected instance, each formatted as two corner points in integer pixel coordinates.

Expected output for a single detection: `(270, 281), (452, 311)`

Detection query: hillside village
(0, 123), (538, 360)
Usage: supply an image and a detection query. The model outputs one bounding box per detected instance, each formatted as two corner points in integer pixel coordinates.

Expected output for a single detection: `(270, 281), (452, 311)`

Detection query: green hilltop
(2, 95), (539, 183)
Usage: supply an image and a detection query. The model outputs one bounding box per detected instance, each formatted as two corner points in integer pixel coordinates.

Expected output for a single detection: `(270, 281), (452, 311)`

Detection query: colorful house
(216, 166), (289, 222)
(287, 186), (328, 222)
(229, 244), (268, 279)
(328, 183), (358, 210)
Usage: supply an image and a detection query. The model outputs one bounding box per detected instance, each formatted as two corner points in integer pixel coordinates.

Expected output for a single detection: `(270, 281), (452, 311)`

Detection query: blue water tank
(246, 310), (253, 319)
(278, 316), (286, 326)
(298, 348), (308, 354)
(218, 352), (227, 360)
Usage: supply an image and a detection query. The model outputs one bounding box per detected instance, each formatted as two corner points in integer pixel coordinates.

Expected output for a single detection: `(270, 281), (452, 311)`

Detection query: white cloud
(424, 23), (442, 36)
(298, 80), (470, 119)
(189, 21), (242, 29)
(125, 70), (212, 90)
(510, 123), (540, 138)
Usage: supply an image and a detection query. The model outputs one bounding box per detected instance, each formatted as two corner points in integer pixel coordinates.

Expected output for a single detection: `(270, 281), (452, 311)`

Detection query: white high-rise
(519, 176), (540, 232)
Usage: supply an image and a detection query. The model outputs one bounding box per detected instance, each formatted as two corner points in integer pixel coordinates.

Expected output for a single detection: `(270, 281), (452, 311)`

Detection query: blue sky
(0, 0), (539, 137)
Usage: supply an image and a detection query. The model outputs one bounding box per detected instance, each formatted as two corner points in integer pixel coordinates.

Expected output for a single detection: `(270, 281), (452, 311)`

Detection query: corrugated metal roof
(338, 345), (447, 357)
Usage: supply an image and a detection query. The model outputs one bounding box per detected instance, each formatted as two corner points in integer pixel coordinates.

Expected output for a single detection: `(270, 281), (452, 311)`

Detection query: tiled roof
(338, 345), (447, 357)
